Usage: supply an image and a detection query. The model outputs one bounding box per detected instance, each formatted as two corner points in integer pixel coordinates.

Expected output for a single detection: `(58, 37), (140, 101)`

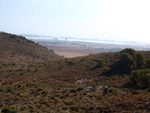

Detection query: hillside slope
(0, 32), (150, 112)
(0, 32), (63, 62)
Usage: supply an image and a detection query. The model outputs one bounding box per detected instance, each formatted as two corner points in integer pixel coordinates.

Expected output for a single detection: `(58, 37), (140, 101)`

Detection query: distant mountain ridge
(0, 32), (63, 62)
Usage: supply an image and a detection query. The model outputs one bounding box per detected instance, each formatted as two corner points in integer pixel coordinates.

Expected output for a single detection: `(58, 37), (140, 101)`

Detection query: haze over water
(26, 36), (146, 45)
(1, 0), (150, 43)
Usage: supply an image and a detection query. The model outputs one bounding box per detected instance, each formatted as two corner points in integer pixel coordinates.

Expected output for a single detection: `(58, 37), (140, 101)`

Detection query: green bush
(96, 58), (106, 68)
(70, 89), (77, 93)
(103, 67), (111, 73)
(77, 87), (84, 91)
(6, 86), (12, 93)
(109, 88), (116, 94)
(119, 48), (145, 69)
(1, 107), (11, 113)
(118, 53), (134, 68)
(65, 61), (74, 65)
(145, 59), (150, 68)
(120, 48), (136, 58)
(103, 88), (108, 94)
(130, 69), (150, 88)
(51, 96), (55, 99)
(136, 52), (145, 67)
(1, 107), (17, 113)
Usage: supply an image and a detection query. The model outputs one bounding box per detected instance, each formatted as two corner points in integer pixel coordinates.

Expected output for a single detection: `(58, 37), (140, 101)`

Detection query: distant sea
(26, 36), (145, 45)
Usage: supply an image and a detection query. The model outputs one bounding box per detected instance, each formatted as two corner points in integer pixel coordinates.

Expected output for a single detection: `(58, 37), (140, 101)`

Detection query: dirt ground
(54, 49), (101, 58)
(42, 44), (103, 58)
(38, 44), (105, 58)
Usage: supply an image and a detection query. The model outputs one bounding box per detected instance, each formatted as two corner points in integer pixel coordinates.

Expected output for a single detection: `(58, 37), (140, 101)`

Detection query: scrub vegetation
(0, 32), (150, 113)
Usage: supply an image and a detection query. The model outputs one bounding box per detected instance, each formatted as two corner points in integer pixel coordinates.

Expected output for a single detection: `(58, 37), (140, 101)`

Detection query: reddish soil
(54, 50), (100, 58)
(41, 44), (104, 58)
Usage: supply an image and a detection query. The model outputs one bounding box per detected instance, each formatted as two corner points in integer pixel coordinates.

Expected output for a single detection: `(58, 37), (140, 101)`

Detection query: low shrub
(145, 59), (150, 68)
(70, 89), (77, 93)
(103, 67), (111, 73)
(1, 107), (17, 113)
(96, 58), (106, 68)
(130, 69), (150, 88)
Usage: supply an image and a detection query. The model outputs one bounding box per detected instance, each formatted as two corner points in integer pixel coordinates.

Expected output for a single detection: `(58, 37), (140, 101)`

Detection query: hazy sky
(0, 0), (150, 43)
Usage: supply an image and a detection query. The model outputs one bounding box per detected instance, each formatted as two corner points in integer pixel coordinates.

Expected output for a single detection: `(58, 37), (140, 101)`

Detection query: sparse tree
(118, 53), (134, 68)
(136, 52), (145, 68)
(120, 48), (136, 58)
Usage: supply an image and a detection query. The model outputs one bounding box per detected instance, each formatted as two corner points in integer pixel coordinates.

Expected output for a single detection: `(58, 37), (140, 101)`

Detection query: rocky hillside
(0, 32), (63, 62)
